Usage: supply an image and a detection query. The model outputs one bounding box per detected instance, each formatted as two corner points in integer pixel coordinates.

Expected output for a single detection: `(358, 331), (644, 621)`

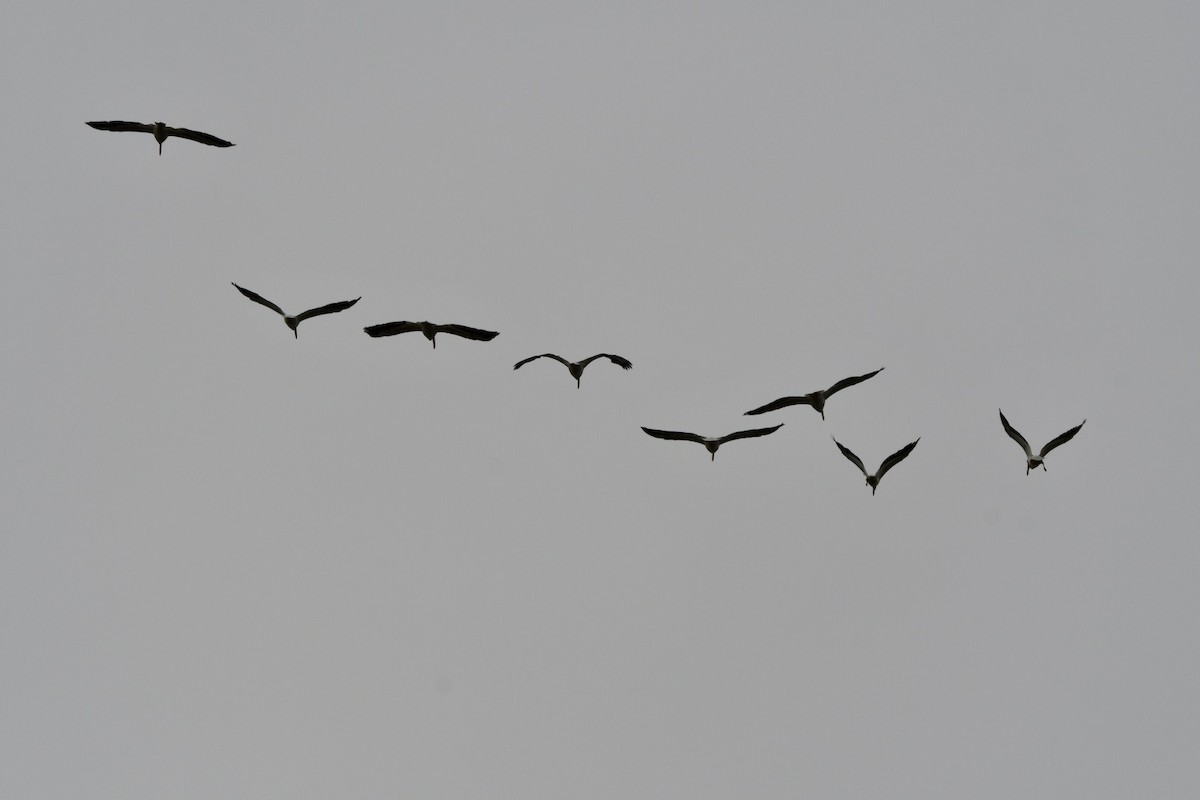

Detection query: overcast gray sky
(3, 1), (1199, 798)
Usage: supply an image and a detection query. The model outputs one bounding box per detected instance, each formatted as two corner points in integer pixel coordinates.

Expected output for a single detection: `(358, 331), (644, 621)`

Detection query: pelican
(363, 321), (498, 348)
(832, 436), (919, 494)
(744, 367), (884, 419)
(999, 410), (1086, 474)
(513, 353), (632, 388)
(86, 120), (235, 155)
(232, 283), (360, 338)
(641, 423), (784, 461)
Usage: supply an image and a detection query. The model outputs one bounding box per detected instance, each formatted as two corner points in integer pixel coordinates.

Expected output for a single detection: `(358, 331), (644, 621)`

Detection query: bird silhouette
(744, 367), (884, 419)
(999, 410), (1086, 474)
(832, 436), (919, 494)
(232, 283), (360, 338)
(513, 353), (632, 388)
(86, 120), (234, 155)
(641, 424), (784, 461)
(364, 321), (498, 348)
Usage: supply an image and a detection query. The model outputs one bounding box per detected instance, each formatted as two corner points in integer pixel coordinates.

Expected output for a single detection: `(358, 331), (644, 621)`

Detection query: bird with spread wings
(232, 284), (360, 338)
(744, 368), (884, 419)
(513, 353), (632, 388)
(87, 120), (235, 155)
(999, 410), (1086, 474)
(642, 424), (784, 461)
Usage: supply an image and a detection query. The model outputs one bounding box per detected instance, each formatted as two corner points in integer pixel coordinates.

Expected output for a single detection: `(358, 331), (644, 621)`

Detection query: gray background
(3, 1), (1198, 797)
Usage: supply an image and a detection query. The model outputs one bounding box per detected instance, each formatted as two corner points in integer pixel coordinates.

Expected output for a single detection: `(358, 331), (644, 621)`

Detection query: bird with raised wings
(86, 120), (235, 155)
(363, 321), (499, 348)
(744, 367), (884, 419)
(232, 283), (360, 338)
(641, 424), (784, 461)
(832, 436), (919, 494)
(999, 410), (1086, 474)
(513, 353), (632, 388)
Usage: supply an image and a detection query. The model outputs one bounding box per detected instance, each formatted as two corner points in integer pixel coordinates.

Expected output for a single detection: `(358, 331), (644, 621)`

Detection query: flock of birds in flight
(86, 118), (1088, 491)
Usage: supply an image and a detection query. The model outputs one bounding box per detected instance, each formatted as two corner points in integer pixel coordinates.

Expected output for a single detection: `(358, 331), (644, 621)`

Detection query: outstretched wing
(825, 367), (885, 397)
(1038, 420), (1086, 459)
(998, 410), (1033, 459)
(294, 297), (360, 323)
(514, 353), (571, 370)
(876, 439), (920, 482)
(832, 436), (869, 477)
(744, 395), (815, 416)
(164, 126), (235, 148)
(578, 353), (633, 370)
(364, 321), (422, 337)
(641, 427), (707, 445)
(439, 324), (499, 342)
(86, 120), (154, 134)
(232, 283), (284, 317)
(717, 423), (785, 445)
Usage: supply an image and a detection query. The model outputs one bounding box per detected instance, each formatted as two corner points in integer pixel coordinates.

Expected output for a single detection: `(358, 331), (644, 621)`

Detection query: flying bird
(364, 321), (499, 348)
(832, 436), (919, 495)
(999, 410), (1086, 474)
(513, 353), (632, 388)
(744, 367), (884, 419)
(86, 120), (235, 155)
(641, 424), (784, 461)
(232, 283), (360, 338)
